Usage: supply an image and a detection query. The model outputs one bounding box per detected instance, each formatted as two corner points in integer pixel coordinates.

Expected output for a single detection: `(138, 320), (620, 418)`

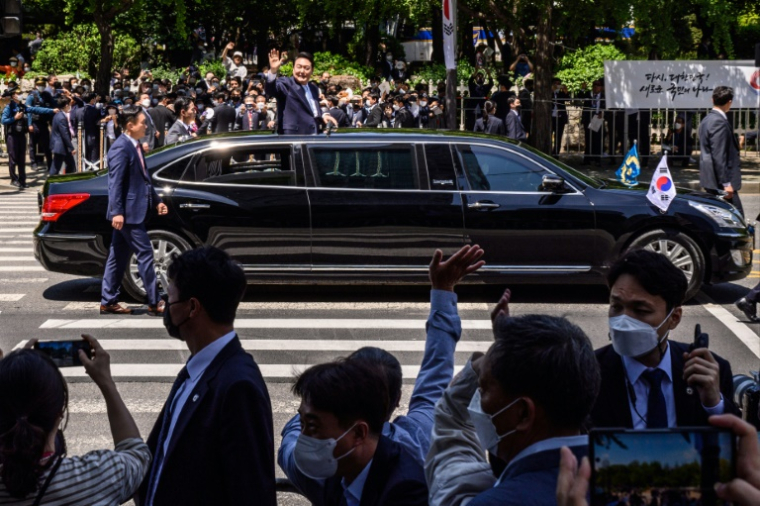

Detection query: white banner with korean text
(604, 60), (760, 109)
(443, 0), (457, 70)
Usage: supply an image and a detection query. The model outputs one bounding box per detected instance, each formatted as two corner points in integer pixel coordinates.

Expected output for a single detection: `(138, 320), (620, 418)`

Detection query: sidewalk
(2, 148), (760, 193)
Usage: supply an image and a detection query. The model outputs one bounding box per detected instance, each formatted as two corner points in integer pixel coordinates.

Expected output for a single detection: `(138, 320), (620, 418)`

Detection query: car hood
(597, 178), (735, 209)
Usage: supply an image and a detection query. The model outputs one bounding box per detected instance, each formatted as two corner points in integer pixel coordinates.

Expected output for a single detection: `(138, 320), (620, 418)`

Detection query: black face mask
(162, 295), (191, 340)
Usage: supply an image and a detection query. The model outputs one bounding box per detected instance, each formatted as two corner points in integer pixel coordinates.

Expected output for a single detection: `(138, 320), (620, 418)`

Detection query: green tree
(555, 43), (626, 93)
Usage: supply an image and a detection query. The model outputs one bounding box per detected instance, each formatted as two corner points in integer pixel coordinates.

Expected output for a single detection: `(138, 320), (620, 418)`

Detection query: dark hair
(214, 91), (227, 101)
(82, 92), (97, 104)
(295, 51), (314, 68)
(0, 350), (68, 498)
(167, 246), (246, 325)
(327, 96), (340, 107)
(489, 314), (600, 429)
(119, 105), (142, 130)
(174, 97), (194, 115)
(507, 97), (518, 106)
(293, 359), (388, 434)
(607, 249), (687, 311)
(368, 92), (380, 102)
(712, 86), (734, 106)
(55, 96), (70, 109)
(482, 100), (495, 124)
(348, 347), (402, 418)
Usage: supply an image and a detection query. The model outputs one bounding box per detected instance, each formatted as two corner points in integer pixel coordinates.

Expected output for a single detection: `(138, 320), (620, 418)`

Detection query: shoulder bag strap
(32, 456), (63, 506)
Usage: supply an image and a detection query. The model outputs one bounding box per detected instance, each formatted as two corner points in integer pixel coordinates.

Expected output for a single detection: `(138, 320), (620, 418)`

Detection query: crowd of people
(1, 241), (760, 505)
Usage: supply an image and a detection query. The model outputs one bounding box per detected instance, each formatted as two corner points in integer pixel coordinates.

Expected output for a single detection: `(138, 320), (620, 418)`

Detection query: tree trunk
(533, 2), (552, 155)
(431, 5), (444, 65)
(94, 17), (115, 98)
(461, 18), (475, 64)
(364, 23), (380, 67)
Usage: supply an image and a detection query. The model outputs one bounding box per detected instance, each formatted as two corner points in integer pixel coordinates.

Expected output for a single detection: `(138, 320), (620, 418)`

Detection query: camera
(734, 372), (760, 429)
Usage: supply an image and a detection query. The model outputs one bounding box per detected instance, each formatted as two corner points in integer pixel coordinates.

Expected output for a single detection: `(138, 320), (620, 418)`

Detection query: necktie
(135, 142), (148, 177)
(247, 110), (253, 130)
(146, 366), (190, 503)
(642, 369), (668, 428)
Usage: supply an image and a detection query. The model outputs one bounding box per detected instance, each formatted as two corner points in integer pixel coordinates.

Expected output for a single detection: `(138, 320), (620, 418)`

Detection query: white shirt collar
(622, 342), (673, 386)
(712, 107), (727, 120)
(125, 134), (140, 148)
(185, 330), (237, 382)
(496, 435), (588, 485)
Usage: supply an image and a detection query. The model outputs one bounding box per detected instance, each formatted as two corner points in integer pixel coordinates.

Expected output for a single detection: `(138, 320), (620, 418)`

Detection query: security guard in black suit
(550, 78), (570, 155)
(26, 77), (57, 172)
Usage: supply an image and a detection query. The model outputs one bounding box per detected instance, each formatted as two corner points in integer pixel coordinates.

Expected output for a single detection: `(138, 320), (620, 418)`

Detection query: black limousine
(34, 131), (752, 301)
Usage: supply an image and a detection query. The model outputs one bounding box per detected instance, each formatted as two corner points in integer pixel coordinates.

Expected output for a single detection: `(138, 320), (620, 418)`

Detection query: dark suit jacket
(105, 134), (161, 224)
(265, 75), (322, 135)
(150, 105), (176, 146)
(50, 112), (75, 155)
(211, 103), (238, 133)
(505, 110), (526, 140)
(236, 108), (263, 131)
(591, 341), (739, 429)
(328, 106), (349, 128)
(323, 436), (427, 506)
(552, 91), (570, 121)
(699, 109), (741, 191)
(394, 108), (416, 129)
(364, 105), (383, 128)
(469, 444), (587, 506)
(474, 116), (506, 136)
(137, 337), (275, 506)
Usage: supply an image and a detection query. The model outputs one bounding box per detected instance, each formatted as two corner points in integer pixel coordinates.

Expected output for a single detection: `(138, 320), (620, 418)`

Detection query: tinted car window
(457, 145), (550, 192)
(181, 146), (298, 186)
(310, 147), (418, 190)
(425, 144), (458, 191)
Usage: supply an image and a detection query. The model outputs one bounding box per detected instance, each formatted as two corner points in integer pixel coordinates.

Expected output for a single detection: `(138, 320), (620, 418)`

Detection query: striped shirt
(0, 438), (150, 506)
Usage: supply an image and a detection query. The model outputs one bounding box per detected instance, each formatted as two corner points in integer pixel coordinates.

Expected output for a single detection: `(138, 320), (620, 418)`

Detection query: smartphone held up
(34, 339), (92, 367)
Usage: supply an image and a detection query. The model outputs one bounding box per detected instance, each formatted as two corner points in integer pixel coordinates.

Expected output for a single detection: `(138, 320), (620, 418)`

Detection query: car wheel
(122, 230), (192, 302)
(626, 229), (705, 301)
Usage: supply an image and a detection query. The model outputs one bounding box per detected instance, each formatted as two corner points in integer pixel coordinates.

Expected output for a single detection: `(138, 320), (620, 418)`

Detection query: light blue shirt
(147, 330), (237, 506)
(277, 289), (461, 506)
(302, 85), (319, 117)
(622, 343), (724, 429)
(341, 458), (373, 506)
(496, 435), (588, 486)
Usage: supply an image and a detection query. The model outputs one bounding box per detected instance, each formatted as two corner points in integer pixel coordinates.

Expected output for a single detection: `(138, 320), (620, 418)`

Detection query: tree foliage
(30, 23), (140, 75)
(555, 43), (626, 93)
(280, 52), (374, 81)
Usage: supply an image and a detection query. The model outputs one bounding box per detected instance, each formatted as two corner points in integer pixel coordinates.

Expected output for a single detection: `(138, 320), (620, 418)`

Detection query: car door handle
(179, 203), (211, 209)
(467, 201), (500, 210)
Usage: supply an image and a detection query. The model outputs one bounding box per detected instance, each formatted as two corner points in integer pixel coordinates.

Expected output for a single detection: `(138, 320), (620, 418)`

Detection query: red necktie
(247, 111), (253, 131)
(135, 143), (148, 178)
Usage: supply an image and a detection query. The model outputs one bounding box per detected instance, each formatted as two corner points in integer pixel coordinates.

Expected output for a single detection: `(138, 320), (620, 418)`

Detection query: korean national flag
(647, 153), (677, 212)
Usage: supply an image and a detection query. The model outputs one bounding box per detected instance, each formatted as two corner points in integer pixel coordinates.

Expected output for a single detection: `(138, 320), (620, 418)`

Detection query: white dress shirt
(622, 343), (724, 429)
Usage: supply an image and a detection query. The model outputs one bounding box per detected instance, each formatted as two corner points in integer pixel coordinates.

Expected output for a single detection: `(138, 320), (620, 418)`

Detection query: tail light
(41, 193), (90, 222)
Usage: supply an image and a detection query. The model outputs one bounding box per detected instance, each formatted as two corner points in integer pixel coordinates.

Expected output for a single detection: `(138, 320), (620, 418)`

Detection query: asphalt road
(1, 189), (760, 505)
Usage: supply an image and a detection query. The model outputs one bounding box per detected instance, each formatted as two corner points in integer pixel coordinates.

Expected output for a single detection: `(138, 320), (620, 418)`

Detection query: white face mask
(608, 308), (674, 358)
(37, 86), (45, 93)
(420, 101), (427, 107)
(467, 390), (521, 455)
(293, 423), (356, 479)
(393, 105), (400, 111)
(257, 103), (265, 111)
(141, 99), (151, 108)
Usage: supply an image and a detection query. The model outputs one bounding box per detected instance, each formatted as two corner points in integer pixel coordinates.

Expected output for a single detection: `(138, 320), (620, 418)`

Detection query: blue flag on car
(615, 141), (640, 186)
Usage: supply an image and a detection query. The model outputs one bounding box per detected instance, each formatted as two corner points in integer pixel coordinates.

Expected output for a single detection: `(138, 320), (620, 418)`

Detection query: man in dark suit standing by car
(550, 78), (570, 156)
(210, 91), (237, 133)
(149, 93), (176, 147)
(138, 246), (276, 506)
(100, 105), (168, 316)
(699, 86), (742, 216)
(78, 92), (102, 166)
(505, 97), (526, 141)
(591, 249), (738, 429)
(265, 49), (338, 135)
(326, 96), (349, 127)
(50, 96), (77, 175)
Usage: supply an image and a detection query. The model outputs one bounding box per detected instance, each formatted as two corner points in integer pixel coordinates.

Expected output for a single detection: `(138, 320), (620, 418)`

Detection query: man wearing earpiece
(591, 249), (739, 429)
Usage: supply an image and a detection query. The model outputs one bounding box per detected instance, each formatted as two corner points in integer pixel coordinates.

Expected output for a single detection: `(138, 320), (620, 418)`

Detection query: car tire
(122, 230), (192, 303)
(626, 228), (705, 301)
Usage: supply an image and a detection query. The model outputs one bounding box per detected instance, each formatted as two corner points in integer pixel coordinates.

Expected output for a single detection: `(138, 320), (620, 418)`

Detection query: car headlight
(688, 200), (745, 228)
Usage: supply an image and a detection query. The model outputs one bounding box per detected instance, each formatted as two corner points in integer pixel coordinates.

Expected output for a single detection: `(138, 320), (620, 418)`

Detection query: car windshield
(516, 142), (603, 189)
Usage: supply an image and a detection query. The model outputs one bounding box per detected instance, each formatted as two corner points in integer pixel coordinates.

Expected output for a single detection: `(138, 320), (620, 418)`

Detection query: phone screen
(590, 428), (735, 506)
(34, 340), (91, 367)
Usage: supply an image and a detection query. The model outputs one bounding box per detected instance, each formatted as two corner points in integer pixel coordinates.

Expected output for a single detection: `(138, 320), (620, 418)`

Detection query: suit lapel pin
(192, 394), (199, 402)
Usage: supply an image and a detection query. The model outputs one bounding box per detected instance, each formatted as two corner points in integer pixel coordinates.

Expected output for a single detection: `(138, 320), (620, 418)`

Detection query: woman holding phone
(0, 335), (150, 505)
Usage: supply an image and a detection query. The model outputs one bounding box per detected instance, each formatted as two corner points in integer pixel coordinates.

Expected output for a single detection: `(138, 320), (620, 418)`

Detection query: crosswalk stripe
(39, 318), (493, 329)
(0, 207), (37, 209)
(63, 301), (490, 311)
(0, 241), (33, 244)
(57, 364), (460, 380)
(14, 338), (490, 352)
(0, 211), (39, 214)
(0, 248), (33, 252)
(0, 267), (44, 271)
(0, 229), (34, 233)
(0, 257), (38, 261)
(0, 278), (48, 283)
(1, 221), (38, 225)
(0, 294), (24, 301)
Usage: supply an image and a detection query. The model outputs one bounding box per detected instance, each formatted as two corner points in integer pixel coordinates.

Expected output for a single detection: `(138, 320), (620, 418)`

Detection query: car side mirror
(540, 174), (566, 193)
